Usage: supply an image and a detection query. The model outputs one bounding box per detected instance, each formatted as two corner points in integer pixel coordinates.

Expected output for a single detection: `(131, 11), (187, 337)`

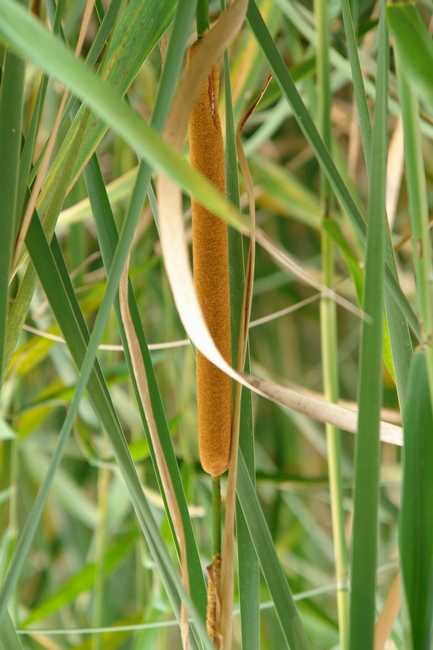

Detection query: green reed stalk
(315, 2), (349, 646)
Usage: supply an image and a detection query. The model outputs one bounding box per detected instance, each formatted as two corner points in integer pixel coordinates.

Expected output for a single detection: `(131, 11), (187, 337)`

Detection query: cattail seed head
(188, 48), (232, 477)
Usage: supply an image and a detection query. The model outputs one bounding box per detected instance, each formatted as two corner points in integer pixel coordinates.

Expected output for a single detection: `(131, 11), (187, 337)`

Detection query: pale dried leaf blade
(386, 118), (404, 228)
(249, 374), (403, 446)
(374, 574), (401, 650)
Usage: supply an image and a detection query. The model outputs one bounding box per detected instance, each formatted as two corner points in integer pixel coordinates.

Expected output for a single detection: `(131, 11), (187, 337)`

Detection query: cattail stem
(188, 48), (232, 478)
(212, 476), (222, 556)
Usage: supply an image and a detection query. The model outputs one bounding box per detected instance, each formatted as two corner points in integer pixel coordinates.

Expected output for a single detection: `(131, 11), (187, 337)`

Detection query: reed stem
(212, 476), (222, 557)
(315, 1), (349, 646)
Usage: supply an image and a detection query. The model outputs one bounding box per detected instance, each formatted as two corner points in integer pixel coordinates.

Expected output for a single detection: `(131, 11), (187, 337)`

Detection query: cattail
(188, 48), (232, 477)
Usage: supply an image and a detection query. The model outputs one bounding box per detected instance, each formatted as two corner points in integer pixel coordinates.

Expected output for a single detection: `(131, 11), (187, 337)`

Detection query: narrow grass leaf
(340, 0), (371, 165)
(400, 350), (433, 650)
(17, 0), (66, 221)
(0, 612), (23, 650)
(315, 0), (349, 645)
(237, 453), (308, 649)
(349, 9), (388, 649)
(387, 4), (433, 107)
(13, 0), (96, 270)
(0, 1), (26, 379)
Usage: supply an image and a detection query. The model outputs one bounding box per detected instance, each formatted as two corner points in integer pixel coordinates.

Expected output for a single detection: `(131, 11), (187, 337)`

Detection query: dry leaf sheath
(188, 49), (232, 478)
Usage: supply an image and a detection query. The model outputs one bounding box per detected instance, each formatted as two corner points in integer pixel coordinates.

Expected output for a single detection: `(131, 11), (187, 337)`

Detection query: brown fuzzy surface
(188, 53), (232, 477)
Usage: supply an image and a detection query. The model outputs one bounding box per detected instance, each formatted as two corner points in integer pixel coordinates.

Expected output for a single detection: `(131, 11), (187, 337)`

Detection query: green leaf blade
(400, 350), (433, 650)
(237, 453), (309, 650)
(0, 15), (26, 379)
(348, 7), (388, 649)
(387, 4), (433, 107)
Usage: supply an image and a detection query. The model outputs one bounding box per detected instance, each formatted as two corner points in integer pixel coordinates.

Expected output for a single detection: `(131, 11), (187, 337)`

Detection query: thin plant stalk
(315, 1), (349, 646)
(212, 477), (222, 557)
(339, 0), (371, 167)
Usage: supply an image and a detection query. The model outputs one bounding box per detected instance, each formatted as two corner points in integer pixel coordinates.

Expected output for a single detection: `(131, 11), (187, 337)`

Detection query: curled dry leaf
(166, 0), (249, 151)
(248, 374), (402, 446)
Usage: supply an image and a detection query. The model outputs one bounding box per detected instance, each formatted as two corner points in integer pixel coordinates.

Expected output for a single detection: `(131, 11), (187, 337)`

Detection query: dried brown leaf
(374, 573), (401, 650)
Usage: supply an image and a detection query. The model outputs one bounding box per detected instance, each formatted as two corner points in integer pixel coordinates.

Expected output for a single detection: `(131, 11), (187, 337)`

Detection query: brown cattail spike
(188, 49), (232, 477)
